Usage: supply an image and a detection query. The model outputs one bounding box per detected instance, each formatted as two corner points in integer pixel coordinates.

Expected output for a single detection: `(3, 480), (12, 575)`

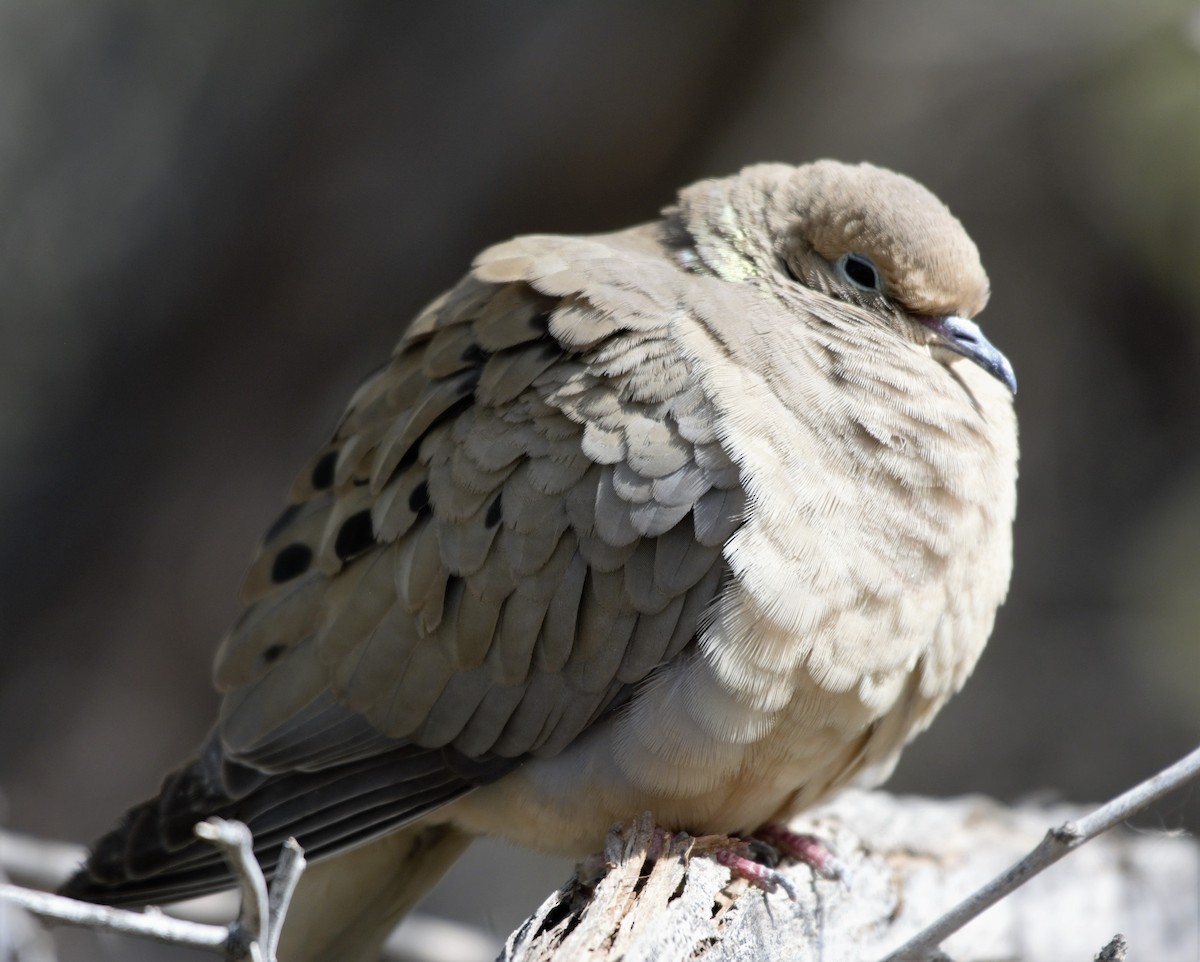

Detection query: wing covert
(214, 226), (744, 812)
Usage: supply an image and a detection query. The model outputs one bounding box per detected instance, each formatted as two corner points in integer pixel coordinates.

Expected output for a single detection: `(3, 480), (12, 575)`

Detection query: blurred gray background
(2, 1), (1199, 959)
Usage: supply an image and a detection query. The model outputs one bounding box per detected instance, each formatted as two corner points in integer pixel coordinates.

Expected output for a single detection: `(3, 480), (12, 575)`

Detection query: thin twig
(0, 820), (307, 962)
(0, 827), (242, 926)
(0, 827), (489, 961)
(0, 883), (229, 950)
(263, 838), (306, 961)
(879, 744), (1200, 962)
(194, 818), (271, 962)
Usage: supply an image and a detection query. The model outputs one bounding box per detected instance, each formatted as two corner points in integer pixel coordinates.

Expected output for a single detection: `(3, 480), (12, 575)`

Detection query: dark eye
(838, 253), (882, 293)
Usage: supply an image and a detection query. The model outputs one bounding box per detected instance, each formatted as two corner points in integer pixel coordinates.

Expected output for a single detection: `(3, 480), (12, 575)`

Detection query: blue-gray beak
(924, 314), (1016, 394)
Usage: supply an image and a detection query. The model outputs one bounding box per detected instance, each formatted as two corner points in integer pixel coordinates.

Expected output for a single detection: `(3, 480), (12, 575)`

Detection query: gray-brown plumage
(63, 160), (1018, 962)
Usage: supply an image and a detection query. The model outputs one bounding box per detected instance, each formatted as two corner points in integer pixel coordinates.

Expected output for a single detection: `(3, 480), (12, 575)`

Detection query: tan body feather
(66, 161), (1018, 962)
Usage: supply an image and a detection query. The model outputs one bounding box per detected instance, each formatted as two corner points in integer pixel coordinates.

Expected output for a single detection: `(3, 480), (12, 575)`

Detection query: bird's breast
(448, 323), (1017, 854)
(450, 474), (1011, 854)
(600, 331), (1018, 833)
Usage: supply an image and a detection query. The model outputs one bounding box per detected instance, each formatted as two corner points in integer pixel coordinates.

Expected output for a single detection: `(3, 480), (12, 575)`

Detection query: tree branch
(4, 745), (1199, 962)
(502, 785), (1199, 961)
(0, 819), (307, 962)
(0, 884), (230, 952)
(878, 744), (1200, 962)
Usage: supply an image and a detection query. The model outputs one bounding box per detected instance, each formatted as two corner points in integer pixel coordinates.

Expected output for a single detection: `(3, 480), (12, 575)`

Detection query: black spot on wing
(485, 494), (503, 528)
(271, 544), (313, 583)
(408, 481), (431, 515)
(334, 511), (376, 560)
(393, 444), (420, 479)
(261, 643), (286, 664)
(442, 574), (465, 613)
(461, 343), (489, 365)
(311, 451), (337, 491)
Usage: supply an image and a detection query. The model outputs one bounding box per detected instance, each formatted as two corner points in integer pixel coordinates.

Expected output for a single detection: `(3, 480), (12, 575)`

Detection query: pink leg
(713, 845), (800, 900)
(582, 820), (841, 901)
(753, 823), (845, 880)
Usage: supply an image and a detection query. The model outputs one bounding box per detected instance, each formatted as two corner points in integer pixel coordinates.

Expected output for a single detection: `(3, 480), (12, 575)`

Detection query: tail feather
(60, 735), (514, 908)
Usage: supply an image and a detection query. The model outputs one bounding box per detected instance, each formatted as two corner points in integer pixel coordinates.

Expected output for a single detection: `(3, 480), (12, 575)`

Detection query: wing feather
(69, 225), (746, 907)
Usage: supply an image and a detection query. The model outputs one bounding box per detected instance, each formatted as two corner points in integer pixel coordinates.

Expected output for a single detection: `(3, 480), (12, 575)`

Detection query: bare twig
(0, 819), (306, 962)
(193, 818), (307, 962)
(0, 883), (229, 950)
(195, 817), (271, 960)
(264, 838), (306, 961)
(0, 828), (489, 962)
(879, 745), (1200, 962)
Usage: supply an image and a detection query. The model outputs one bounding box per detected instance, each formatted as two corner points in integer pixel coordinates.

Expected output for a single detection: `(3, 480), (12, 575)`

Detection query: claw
(714, 847), (800, 900)
(753, 823), (846, 881)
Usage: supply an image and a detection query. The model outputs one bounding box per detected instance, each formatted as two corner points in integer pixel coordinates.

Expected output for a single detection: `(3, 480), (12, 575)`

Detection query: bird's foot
(690, 823), (844, 900)
(579, 818), (841, 901)
(711, 842), (800, 900)
(752, 823), (845, 881)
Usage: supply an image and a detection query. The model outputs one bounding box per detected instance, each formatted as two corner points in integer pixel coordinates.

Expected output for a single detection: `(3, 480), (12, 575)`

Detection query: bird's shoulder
(212, 224), (745, 769)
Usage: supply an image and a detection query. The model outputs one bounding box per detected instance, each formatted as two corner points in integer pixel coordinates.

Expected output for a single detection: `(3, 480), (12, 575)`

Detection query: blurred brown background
(2, 1), (1199, 959)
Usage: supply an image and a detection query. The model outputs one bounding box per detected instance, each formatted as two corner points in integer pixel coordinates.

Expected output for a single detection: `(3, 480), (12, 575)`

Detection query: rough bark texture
(501, 791), (1200, 962)
(3, 790), (1198, 960)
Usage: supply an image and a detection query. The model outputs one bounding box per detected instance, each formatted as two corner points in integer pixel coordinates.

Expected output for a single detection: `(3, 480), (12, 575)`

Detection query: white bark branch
(0, 882), (231, 951)
(4, 746), (1199, 962)
(879, 744), (1200, 961)
(502, 788), (1200, 962)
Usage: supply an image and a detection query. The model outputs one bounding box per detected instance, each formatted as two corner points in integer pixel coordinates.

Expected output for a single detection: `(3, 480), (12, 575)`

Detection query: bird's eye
(837, 253), (883, 293)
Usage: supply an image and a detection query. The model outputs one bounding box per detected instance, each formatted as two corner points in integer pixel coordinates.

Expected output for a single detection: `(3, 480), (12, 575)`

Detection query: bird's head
(672, 160), (1016, 395)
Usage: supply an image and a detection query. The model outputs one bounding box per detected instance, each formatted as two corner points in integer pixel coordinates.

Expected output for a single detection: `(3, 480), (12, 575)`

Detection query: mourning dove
(62, 161), (1018, 961)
